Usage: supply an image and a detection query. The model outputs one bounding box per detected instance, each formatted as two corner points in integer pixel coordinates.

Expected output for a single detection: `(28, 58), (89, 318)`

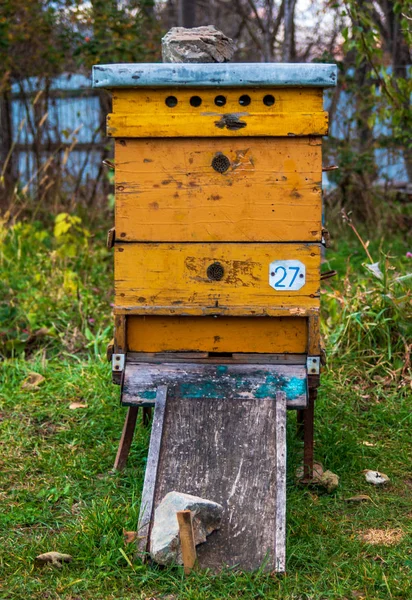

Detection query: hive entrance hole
(207, 262), (225, 281)
(211, 154), (230, 174)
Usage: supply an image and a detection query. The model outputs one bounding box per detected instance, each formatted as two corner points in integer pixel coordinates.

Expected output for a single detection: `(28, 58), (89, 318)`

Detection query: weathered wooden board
(126, 315), (307, 354)
(126, 352), (307, 365)
(140, 388), (287, 571)
(115, 305), (318, 317)
(121, 362), (307, 409)
(93, 62), (337, 89)
(112, 87), (323, 113)
(108, 112), (328, 138)
(114, 137), (322, 242)
(108, 87), (327, 138)
(115, 242), (321, 311)
(138, 386), (168, 552)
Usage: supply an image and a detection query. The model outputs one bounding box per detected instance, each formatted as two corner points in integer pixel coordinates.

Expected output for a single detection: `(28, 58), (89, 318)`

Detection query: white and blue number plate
(269, 260), (306, 291)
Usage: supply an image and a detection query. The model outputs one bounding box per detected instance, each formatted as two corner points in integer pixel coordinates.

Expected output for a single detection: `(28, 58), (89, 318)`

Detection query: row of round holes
(165, 94), (275, 108)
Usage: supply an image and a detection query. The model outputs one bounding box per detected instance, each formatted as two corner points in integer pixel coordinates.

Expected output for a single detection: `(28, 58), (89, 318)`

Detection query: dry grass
(359, 529), (405, 546)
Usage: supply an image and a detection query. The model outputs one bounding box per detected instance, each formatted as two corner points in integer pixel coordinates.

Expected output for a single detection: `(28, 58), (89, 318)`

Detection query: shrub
(322, 212), (411, 380)
(0, 214), (113, 358)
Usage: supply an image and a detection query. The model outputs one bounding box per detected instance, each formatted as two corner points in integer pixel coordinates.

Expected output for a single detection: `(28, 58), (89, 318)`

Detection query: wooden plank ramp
(132, 363), (297, 572)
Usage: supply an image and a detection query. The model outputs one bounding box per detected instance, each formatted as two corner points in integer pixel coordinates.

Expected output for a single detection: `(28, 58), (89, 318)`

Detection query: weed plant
(322, 212), (411, 384)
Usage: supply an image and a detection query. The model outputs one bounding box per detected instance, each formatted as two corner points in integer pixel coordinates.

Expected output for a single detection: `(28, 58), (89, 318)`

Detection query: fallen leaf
(345, 495), (372, 503)
(21, 373), (45, 390)
(359, 528), (404, 546)
(69, 402), (87, 410)
(71, 502), (83, 515)
(123, 529), (138, 544)
(31, 327), (49, 338)
(145, 596), (177, 600)
(362, 441), (376, 447)
(370, 554), (387, 564)
(35, 551), (73, 568)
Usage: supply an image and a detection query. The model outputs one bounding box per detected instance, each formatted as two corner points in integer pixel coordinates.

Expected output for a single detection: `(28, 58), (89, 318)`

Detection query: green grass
(0, 217), (411, 599)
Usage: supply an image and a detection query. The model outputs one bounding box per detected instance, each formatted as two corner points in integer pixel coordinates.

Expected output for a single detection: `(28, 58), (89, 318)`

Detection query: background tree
(0, 0), (72, 204)
(0, 0), (159, 211)
(178, 0), (197, 27)
(1, 0), (410, 223)
(325, 0), (411, 222)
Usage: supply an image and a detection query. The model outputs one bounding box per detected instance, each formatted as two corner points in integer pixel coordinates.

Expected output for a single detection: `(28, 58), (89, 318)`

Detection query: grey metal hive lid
(92, 63), (337, 89)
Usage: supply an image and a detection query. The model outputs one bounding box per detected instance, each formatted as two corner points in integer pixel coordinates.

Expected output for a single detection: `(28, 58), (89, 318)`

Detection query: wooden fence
(1, 73), (112, 212)
(0, 71), (408, 214)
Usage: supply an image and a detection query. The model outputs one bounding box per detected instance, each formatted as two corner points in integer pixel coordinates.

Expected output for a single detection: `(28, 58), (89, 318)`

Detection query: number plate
(269, 260), (306, 291)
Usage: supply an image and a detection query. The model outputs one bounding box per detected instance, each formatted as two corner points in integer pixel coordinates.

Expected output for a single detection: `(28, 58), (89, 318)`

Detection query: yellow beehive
(93, 63), (336, 359)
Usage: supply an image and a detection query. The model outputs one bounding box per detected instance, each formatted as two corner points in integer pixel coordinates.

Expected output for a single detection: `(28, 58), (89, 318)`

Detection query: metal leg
(113, 406), (139, 471)
(297, 409), (304, 439)
(303, 388), (316, 480)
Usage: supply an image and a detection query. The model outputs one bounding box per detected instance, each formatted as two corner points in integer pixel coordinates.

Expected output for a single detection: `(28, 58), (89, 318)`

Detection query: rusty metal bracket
(107, 227), (115, 249)
(306, 356), (320, 375)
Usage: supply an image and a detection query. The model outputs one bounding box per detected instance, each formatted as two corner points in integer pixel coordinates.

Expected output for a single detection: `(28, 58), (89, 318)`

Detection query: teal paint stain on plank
(284, 377), (306, 399)
(254, 374), (286, 399)
(179, 381), (226, 399)
(139, 370), (306, 402)
(140, 390), (156, 400)
(254, 374), (306, 401)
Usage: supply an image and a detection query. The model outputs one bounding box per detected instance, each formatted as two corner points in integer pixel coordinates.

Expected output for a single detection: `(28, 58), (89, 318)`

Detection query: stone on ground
(162, 26), (235, 63)
(296, 461), (324, 480)
(319, 470), (339, 493)
(364, 470), (390, 485)
(296, 462), (339, 492)
(150, 491), (223, 566)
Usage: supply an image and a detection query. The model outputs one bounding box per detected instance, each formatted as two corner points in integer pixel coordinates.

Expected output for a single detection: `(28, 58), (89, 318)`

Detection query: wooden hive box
(93, 63), (336, 362)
